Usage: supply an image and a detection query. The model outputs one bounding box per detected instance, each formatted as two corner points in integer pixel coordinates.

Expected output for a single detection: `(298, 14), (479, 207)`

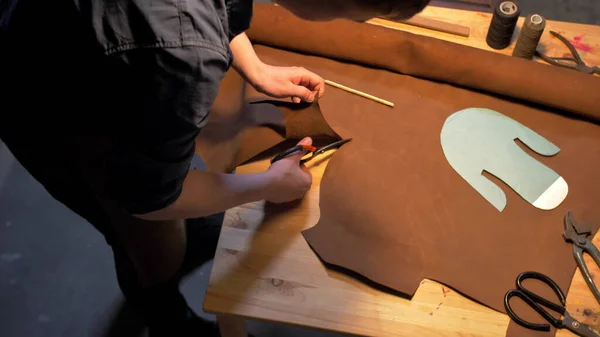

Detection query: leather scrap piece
(197, 70), (338, 173)
(254, 100), (339, 140)
(196, 69), (286, 173)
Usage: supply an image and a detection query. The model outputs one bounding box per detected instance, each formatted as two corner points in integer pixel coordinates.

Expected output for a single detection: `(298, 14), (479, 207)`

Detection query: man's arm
(106, 45), (313, 221)
(229, 32), (325, 103)
(229, 32), (264, 85)
(137, 136), (313, 220)
(136, 169), (269, 220)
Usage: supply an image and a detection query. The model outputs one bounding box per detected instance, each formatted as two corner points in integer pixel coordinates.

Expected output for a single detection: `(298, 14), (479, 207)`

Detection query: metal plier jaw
(536, 31), (600, 75)
(563, 211), (600, 304)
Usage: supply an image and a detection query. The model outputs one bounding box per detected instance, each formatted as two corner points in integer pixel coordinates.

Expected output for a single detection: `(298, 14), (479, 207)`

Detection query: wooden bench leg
(217, 314), (247, 337)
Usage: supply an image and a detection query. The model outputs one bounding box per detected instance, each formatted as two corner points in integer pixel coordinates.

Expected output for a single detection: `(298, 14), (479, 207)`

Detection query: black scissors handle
(504, 271), (566, 331)
(271, 138), (352, 165)
(270, 144), (316, 164)
(301, 138), (352, 164)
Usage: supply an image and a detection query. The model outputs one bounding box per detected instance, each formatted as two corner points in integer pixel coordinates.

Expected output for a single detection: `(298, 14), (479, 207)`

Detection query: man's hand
(264, 137), (314, 203)
(230, 33), (324, 103)
(252, 64), (324, 103)
(136, 137), (314, 220)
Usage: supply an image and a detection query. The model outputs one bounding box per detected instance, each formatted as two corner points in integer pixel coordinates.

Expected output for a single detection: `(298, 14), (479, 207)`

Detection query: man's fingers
(294, 68), (322, 86)
(306, 73), (325, 98)
(297, 137), (313, 146)
(300, 163), (311, 174)
(286, 137), (313, 163)
(291, 91), (318, 103)
(293, 68), (325, 101)
(316, 83), (325, 98)
(310, 91), (319, 102)
(288, 83), (313, 102)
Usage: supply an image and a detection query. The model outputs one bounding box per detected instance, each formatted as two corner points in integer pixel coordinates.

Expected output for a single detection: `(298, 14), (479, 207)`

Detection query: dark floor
(1, 1), (599, 337)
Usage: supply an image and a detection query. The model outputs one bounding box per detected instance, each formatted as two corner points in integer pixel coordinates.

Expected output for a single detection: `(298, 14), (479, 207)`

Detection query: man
(1, 0), (428, 335)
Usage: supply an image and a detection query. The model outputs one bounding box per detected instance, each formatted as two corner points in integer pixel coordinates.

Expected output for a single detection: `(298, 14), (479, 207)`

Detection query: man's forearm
(229, 32), (263, 85)
(136, 170), (272, 221)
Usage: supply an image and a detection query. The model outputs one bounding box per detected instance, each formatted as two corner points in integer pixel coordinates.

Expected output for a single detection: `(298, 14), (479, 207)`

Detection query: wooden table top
(369, 6), (600, 67)
(204, 6), (600, 337)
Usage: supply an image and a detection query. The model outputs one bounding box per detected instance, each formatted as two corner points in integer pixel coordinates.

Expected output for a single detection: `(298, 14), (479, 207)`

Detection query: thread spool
(512, 14), (546, 59)
(486, 1), (520, 50)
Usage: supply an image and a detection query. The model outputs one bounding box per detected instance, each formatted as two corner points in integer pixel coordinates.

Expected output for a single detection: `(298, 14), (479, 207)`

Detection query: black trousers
(3, 129), (222, 330)
(2, 0), (222, 329)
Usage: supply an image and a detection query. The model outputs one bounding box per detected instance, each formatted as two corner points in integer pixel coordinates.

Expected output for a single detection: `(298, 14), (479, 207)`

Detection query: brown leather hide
(198, 4), (600, 336)
(247, 5), (600, 123)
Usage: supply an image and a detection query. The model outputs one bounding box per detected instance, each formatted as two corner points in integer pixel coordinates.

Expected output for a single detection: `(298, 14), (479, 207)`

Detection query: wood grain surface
(205, 155), (600, 336)
(401, 15), (471, 37)
(369, 6), (600, 68)
(204, 8), (600, 337)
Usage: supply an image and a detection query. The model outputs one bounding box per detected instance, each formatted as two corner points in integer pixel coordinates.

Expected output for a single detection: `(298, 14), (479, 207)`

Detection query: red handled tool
(270, 138), (352, 164)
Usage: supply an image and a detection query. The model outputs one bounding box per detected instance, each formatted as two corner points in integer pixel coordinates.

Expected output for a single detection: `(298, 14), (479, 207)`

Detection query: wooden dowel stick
(402, 15), (471, 37)
(324, 80), (395, 107)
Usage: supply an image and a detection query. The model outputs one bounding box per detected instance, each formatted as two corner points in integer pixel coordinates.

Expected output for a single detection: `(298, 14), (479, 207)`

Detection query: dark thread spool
(486, 1), (520, 50)
(512, 14), (546, 59)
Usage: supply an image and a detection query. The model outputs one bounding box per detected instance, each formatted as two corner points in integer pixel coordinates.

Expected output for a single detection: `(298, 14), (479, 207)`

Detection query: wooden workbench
(370, 6), (600, 66)
(204, 6), (600, 337)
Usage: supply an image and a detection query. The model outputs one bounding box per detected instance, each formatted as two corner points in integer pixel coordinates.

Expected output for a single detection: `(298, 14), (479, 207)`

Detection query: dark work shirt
(1, 0), (254, 215)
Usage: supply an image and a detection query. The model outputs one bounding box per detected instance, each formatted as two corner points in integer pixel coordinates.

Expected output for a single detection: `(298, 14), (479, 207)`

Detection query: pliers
(270, 138), (352, 164)
(563, 211), (600, 303)
(536, 31), (600, 75)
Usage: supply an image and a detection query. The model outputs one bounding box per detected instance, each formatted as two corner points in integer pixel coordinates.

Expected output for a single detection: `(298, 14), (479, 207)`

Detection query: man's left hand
(252, 63), (325, 103)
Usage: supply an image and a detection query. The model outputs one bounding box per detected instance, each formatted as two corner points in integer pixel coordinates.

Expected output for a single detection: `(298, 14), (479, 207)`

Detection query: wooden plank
(402, 15), (471, 37)
(457, 0), (492, 5)
(556, 253), (600, 337)
(430, 0), (494, 12)
(205, 158), (600, 337)
(205, 157), (510, 337)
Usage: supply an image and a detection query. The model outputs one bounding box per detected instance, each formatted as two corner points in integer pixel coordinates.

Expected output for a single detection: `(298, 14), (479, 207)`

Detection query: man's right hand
(265, 137), (314, 203)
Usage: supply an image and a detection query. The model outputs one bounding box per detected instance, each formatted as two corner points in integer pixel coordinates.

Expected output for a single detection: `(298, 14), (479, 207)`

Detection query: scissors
(270, 138), (352, 164)
(563, 211), (600, 304)
(536, 31), (600, 75)
(504, 271), (599, 336)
